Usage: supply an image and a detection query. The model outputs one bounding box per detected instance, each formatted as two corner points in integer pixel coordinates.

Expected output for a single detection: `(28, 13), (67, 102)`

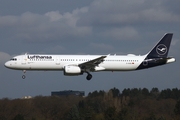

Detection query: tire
(86, 74), (92, 80)
(22, 75), (26, 79)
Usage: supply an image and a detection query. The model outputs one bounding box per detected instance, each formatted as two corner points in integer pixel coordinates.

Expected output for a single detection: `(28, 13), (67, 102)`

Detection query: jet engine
(63, 66), (83, 76)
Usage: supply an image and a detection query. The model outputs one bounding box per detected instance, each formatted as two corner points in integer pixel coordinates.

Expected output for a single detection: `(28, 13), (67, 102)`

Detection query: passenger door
(56, 57), (60, 65)
(21, 55), (27, 65)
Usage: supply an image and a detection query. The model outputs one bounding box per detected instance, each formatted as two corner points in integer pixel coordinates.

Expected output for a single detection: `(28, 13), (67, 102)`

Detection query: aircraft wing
(78, 56), (106, 71)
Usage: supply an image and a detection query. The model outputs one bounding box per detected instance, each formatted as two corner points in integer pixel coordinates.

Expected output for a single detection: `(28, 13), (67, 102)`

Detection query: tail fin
(146, 33), (173, 58)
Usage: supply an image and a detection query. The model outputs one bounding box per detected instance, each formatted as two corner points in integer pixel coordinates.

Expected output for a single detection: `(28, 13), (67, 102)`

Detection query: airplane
(4, 33), (175, 80)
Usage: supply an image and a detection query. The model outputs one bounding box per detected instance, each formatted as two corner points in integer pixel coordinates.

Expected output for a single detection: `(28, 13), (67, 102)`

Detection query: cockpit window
(10, 58), (17, 61)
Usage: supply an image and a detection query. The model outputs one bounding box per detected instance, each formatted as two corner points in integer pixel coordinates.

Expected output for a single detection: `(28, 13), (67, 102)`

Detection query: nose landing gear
(22, 75), (26, 79)
(22, 70), (26, 79)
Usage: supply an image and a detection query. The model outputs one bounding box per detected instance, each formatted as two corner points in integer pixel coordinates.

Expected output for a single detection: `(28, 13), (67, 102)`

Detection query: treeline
(0, 88), (180, 120)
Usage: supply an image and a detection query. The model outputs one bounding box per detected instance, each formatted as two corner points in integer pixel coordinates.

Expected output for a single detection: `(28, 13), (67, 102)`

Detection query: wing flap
(78, 56), (106, 71)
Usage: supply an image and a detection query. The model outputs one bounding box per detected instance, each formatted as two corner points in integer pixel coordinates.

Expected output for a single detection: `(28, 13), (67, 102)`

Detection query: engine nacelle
(63, 66), (83, 76)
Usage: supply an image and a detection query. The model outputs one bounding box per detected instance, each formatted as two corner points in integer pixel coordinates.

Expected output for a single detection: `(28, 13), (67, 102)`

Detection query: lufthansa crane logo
(156, 44), (167, 55)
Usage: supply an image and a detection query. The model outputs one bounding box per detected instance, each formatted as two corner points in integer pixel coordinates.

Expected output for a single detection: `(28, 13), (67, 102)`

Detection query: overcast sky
(0, 0), (180, 99)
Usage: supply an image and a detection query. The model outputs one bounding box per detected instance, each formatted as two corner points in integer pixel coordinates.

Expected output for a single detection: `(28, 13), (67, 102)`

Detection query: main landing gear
(86, 73), (92, 80)
(22, 70), (26, 79)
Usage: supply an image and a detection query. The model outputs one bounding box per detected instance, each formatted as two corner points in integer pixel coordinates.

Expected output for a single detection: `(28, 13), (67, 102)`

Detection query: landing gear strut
(22, 70), (26, 79)
(86, 73), (92, 80)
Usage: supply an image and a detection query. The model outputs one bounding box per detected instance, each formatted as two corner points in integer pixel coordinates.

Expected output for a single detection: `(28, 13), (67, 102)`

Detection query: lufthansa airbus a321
(5, 33), (175, 80)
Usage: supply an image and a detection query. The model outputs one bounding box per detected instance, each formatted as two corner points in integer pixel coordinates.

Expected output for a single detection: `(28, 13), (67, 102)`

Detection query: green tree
(150, 88), (159, 98)
(117, 107), (128, 120)
(146, 113), (156, 120)
(122, 88), (131, 100)
(110, 87), (120, 98)
(130, 88), (140, 97)
(67, 105), (80, 120)
(142, 88), (149, 96)
(160, 88), (172, 99)
(174, 100), (180, 115)
(12, 114), (24, 120)
(104, 106), (116, 120)
(172, 88), (180, 100)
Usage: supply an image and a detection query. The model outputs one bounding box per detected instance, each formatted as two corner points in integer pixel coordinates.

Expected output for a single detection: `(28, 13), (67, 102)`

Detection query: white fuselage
(5, 54), (146, 71)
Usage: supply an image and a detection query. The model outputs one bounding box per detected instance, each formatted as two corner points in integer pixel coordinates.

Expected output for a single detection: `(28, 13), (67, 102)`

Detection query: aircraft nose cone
(4, 61), (10, 68)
